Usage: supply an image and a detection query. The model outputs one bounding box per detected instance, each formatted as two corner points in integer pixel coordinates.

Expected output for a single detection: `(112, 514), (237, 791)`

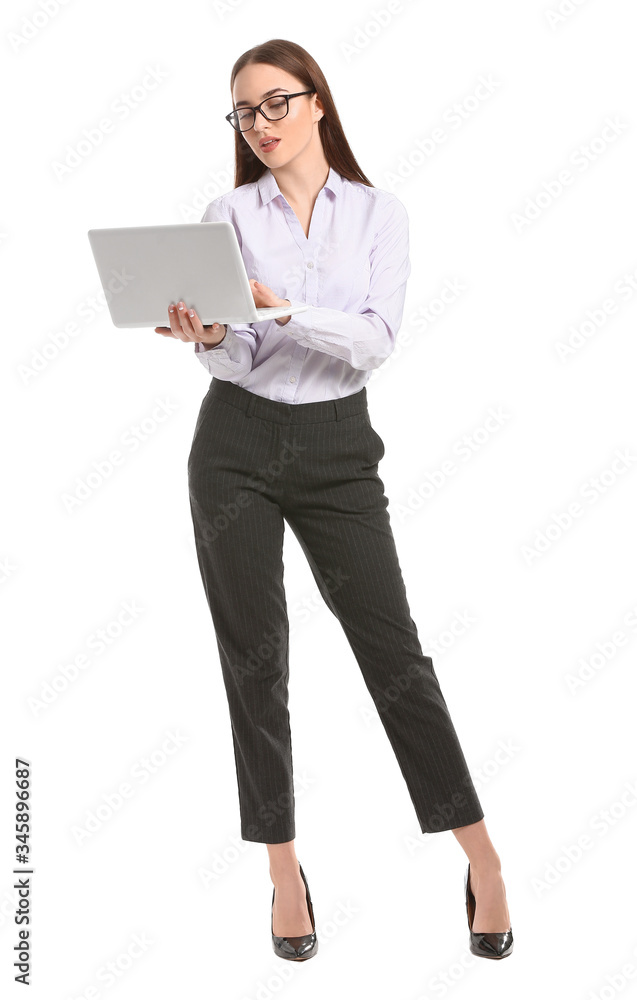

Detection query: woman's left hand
(249, 279), (291, 325)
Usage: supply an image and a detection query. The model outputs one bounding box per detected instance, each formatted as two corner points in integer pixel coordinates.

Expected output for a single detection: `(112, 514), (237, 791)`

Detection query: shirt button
(289, 376), (296, 382)
(306, 261), (314, 269)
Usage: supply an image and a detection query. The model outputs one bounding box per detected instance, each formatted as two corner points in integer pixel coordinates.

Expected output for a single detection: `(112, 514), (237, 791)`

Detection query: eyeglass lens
(229, 96), (289, 131)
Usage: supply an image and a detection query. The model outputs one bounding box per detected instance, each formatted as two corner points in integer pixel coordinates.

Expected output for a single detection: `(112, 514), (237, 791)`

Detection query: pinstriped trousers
(187, 376), (484, 844)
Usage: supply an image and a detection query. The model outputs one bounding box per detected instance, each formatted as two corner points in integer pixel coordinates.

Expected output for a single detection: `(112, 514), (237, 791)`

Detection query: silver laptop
(87, 222), (308, 328)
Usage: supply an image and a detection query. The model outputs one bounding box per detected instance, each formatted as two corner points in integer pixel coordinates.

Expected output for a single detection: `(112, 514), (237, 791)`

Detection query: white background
(2, 0), (637, 997)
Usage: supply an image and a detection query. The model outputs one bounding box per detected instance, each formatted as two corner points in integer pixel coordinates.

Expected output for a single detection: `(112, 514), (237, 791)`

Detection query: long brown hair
(227, 39), (373, 190)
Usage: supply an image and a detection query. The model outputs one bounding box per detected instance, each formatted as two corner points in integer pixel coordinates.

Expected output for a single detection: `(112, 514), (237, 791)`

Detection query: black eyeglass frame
(225, 90), (316, 132)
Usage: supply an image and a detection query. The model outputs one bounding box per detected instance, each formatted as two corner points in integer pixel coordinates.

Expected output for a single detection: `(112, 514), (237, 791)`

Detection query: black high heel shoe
(271, 862), (318, 961)
(465, 862), (514, 959)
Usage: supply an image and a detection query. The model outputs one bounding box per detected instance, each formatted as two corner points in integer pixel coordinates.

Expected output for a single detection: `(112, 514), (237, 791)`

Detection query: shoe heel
(465, 862), (514, 960)
(271, 861), (318, 961)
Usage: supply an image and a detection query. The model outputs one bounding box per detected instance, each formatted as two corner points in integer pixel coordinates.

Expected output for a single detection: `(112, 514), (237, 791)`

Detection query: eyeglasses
(225, 90), (316, 132)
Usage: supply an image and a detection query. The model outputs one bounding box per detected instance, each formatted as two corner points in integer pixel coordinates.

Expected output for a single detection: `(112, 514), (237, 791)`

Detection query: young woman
(155, 39), (513, 962)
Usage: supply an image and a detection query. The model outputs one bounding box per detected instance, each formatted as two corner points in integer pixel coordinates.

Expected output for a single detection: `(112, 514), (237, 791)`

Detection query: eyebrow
(234, 87), (287, 108)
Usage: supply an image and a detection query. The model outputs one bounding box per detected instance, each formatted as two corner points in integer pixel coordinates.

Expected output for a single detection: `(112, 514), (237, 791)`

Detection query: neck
(269, 140), (330, 205)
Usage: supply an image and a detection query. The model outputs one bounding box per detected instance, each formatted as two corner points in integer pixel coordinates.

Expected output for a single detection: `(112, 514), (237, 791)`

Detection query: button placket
(278, 189), (326, 402)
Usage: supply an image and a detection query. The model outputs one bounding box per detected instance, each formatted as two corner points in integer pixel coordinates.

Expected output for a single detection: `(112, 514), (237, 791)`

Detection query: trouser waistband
(209, 377), (368, 425)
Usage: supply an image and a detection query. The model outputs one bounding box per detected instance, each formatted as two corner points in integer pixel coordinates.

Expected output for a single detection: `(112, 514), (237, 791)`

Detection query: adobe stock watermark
(358, 609), (478, 725)
(520, 448), (637, 566)
(52, 65), (168, 180)
(533, 778), (637, 897)
(211, 0), (247, 21)
(184, 163), (236, 222)
(564, 600), (637, 694)
(67, 931), (154, 997)
(222, 567), (350, 686)
(27, 599), (145, 717)
(545, 0), (594, 30)
(239, 899), (359, 1000)
(340, 0), (418, 62)
(585, 940), (637, 1000)
(230, 776), (317, 847)
(62, 396), (178, 513)
(369, 278), (467, 381)
(510, 116), (628, 233)
(288, 565), (351, 633)
(554, 263), (637, 362)
(197, 770), (317, 887)
(413, 946), (486, 999)
(18, 269), (136, 385)
(390, 407), (510, 523)
(7, 0), (74, 52)
(420, 784), (481, 837)
(71, 730), (189, 846)
(403, 738), (521, 857)
(383, 75), (501, 191)
(472, 738), (521, 793)
(189, 437), (307, 549)
(0, 556), (17, 587)
(406, 278), (467, 339)
(237, 236), (342, 305)
(183, 533), (350, 629)
(281, 237), (340, 286)
(228, 622), (288, 687)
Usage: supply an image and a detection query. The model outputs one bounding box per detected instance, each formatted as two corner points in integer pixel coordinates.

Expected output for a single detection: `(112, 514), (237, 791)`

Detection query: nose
(252, 108), (273, 133)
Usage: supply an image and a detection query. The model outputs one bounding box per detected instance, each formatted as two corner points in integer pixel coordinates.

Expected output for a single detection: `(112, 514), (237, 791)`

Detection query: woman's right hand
(154, 301), (227, 346)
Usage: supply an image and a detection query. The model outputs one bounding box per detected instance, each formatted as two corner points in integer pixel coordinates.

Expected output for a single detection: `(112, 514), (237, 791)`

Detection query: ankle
(469, 853), (502, 878)
(269, 864), (302, 888)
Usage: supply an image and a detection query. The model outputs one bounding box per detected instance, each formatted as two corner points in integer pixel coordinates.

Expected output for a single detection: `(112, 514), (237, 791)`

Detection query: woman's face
(232, 63), (323, 168)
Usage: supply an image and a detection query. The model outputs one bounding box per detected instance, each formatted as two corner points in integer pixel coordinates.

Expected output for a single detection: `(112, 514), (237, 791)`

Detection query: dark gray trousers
(187, 376), (484, 843)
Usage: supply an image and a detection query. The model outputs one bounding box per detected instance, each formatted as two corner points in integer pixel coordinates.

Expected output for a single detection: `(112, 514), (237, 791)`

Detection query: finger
(192, 312), (224, 342)
(182, 305), (210, 343)
(252, 279), (279, 305)
(167, 302), (189, 341)
(249, 278), (267, 308)
(175, 301), (201, 342)
(182, 304), (225, 343)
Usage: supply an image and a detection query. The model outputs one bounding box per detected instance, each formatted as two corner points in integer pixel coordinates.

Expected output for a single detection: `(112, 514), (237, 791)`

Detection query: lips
(260, 137), (281, 150)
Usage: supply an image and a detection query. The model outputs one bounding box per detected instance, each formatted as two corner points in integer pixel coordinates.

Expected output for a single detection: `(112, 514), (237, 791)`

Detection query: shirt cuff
(276, 299), (312, 332)
(194, 325), (233, 353)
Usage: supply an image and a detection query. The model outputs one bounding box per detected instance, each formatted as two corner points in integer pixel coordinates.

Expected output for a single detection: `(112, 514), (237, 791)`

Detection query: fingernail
(169, 305), (175, 312)
(188, 309), (194, 317)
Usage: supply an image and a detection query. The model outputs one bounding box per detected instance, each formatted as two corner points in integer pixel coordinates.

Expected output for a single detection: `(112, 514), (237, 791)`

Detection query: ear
(312, 93), (325, 122)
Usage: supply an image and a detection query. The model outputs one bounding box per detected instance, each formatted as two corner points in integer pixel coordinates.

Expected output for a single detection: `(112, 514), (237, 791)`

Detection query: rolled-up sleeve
(278, 194), (410, 371)
(194, 199), (258, 380)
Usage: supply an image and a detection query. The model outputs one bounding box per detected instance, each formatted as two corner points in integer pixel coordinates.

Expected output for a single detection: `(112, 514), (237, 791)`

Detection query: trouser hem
(418, 806), (485, 835)
(240, 828), (296, 845)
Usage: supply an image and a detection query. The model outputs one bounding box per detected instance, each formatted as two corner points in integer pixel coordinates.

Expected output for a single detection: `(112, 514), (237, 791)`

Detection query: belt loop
(332, 399), (340, 421)
(245, 394), (255, 419)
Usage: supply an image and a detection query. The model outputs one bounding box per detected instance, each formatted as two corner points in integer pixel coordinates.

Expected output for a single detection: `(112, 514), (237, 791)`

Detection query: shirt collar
(258, 165), (343, 206)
